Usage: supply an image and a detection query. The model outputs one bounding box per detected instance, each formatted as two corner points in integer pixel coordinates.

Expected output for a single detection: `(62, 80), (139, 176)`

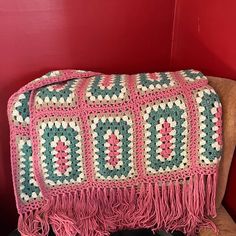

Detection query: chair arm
(207, 76), (236, 208)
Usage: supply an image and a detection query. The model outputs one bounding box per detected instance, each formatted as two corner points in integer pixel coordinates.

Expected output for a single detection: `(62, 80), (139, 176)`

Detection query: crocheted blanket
(8, 69), (222, 236)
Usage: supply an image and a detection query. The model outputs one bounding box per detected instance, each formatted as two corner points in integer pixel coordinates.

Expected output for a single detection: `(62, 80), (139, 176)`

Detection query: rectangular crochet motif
(8, 69), (222, 236)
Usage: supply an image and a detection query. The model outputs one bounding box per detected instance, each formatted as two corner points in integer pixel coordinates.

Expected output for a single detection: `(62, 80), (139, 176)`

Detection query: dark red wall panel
(171, 0), (236, 80)
(223, 153), (236, 221)
(0, 1), (175, 234)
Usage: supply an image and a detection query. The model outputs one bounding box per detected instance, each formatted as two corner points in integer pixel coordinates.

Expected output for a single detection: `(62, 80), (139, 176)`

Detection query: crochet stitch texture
(8, 69), (222, 236)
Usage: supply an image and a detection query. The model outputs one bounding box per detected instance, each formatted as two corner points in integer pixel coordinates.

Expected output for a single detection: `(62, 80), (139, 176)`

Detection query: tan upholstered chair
(200, 76), (236, 235)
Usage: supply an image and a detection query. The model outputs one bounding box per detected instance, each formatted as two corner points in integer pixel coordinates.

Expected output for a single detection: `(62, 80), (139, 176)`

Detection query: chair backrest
(207, 76), (236, 208)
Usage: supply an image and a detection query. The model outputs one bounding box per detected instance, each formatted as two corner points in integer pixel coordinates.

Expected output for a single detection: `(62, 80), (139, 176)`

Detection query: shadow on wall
(170, 0), (236, 79)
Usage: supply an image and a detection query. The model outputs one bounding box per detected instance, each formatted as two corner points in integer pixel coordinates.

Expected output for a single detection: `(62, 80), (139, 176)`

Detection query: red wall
(0, 1), (175, 234)
(171, 0), (236, 80)
(0, 0), (235, 234)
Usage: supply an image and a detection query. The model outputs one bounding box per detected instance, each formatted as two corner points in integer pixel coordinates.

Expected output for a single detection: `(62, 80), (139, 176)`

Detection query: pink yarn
(7, 69), (222, 236)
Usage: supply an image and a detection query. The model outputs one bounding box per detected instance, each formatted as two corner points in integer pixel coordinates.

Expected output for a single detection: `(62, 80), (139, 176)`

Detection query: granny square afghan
(8, 69), (222, 236)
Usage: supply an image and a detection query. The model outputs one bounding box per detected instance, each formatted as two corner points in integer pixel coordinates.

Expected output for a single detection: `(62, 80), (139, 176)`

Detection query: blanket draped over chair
(8, 69), (222, 236)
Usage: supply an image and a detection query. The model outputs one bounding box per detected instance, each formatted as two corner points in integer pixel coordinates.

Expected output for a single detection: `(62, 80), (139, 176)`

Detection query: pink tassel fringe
(18, 173), (218, 236)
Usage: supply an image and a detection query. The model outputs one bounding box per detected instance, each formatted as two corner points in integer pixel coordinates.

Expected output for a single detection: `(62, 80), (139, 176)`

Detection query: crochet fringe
(18, 173), (218, 236)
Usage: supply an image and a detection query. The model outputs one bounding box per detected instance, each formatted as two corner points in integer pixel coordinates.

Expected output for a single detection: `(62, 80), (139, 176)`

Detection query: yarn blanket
(8, 69), (222, 236)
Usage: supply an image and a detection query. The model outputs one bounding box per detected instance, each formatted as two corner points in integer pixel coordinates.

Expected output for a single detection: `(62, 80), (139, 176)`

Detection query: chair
(199, 76), (236, 235)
